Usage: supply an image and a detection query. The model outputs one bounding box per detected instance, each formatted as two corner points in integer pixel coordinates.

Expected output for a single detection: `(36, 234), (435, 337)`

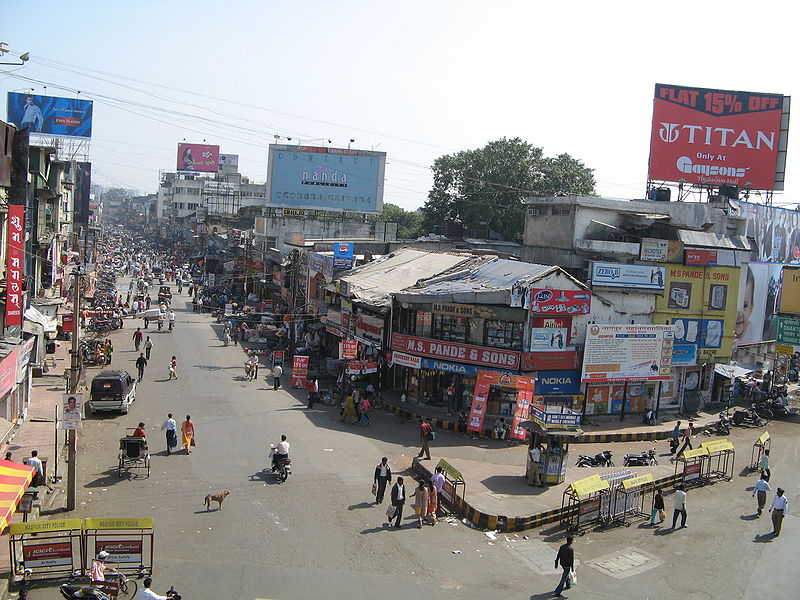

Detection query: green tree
(421, 137), (595, 242)
(373, 203), (424, 239)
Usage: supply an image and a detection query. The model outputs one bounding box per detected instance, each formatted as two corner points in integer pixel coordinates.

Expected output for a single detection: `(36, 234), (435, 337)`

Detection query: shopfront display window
(484, 320), (523, 350)
(432, 314), (469, 343)
(414, 310), (433, 338)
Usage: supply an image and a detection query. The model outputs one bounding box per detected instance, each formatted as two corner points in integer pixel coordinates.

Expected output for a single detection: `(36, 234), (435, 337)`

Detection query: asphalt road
(26, 289), (800, 600)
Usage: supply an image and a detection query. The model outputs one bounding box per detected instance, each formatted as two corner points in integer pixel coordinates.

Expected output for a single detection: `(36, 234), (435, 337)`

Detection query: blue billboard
(267, 144), (386, 213)
(6, 92), (93, 138)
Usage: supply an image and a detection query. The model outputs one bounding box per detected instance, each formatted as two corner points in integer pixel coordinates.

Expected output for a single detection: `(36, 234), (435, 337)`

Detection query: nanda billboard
(648, 83), (789, 191)
(267, 144), (386, 213)
(6, 92), (93, 138)
(177, 143), (220, 173)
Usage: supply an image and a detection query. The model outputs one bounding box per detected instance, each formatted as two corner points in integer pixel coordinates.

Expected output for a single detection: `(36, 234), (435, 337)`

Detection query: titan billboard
(6, 92), (93, 138)
(648, 83), (789, 191)
(177, 143), (220, 173)
(266, 144), (386, 213)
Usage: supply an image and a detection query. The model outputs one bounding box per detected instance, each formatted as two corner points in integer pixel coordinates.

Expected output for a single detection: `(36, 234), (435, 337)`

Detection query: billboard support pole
(654, 381), (663, 420)
(620, 382), (628, 422)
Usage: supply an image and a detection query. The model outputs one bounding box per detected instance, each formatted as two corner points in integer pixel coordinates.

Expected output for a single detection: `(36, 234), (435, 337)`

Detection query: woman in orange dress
(181, 415), (194, 454)
(427, 481), (438, 525)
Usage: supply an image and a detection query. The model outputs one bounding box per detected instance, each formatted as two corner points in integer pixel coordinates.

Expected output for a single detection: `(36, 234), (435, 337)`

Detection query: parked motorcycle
(750, 402), (774, 422)
(623, 448), (658, 467)
(732, 406), (766, 427)
(576, 450), (613, 467)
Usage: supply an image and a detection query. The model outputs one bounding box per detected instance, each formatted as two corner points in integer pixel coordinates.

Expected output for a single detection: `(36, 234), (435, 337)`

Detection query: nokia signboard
(648, 83), (790, 191)
(266, 144), (386, 213)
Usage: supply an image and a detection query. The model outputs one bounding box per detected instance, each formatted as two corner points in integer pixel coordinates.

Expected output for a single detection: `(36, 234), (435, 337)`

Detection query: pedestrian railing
(700, 439), (735, 482)
(561, 474), (609, 535)
(672, 447), (709, 488)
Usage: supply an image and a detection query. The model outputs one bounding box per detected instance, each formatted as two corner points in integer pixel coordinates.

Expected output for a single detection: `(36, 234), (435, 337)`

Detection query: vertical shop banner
(62, 394), (83, 430)
(291, 355), (309, 388)
(272, 350), (285, 367)
(510, 389), (532, 440)
(467, 375), (492, 433)
(5, 205), (25, 326)
(340, 339), (358, 360)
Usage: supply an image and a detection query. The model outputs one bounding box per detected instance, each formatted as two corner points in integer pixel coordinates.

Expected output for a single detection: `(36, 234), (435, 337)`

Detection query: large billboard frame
(266, 144), (386, 214)
(177, 143), (220, 173)
(6, 92), (94, 138)
(647, 83), (790, 191)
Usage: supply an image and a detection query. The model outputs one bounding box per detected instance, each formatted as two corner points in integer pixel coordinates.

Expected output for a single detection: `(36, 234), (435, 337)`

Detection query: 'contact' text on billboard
(6, 92), (93, 138)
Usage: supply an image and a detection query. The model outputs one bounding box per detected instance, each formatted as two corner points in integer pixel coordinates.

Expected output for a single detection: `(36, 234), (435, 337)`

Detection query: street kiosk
(561, 474), (610, 534)
(521, 421), (583, 486)
(700, 439), (735, 482)
(612, 473), (655, 526)
(673, 447), (709, 488)
(435, 458), (466, 515)
(751, 431), (770, 472)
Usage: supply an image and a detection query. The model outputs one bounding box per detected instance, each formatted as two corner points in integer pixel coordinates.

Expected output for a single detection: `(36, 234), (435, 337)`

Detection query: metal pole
(66, 268), (82, 511)
(53, 404), (58, 481)
(654, 381), (663, 420)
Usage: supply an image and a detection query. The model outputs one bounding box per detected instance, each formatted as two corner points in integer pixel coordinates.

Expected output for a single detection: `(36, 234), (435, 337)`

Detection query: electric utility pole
(66, 267), (83, 511)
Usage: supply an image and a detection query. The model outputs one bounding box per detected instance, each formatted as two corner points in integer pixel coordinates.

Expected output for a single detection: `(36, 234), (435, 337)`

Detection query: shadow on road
(480, 475), (548, 496)
(348, 501), (374, 510)
(653, 526), (677, 535)
(739, 514), (759, 521)
(84, 469), (127, 488)
(249, 469), (280, 485)
(360, 524), (390, 534)
(753, 533), (775, 543)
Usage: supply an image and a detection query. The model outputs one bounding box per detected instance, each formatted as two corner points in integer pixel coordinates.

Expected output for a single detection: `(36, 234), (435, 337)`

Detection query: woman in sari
(340, 395), (357, 424)
(181, 415), (195, 454)
(427, 481), (438, 526)
(412, 480), (429, 529)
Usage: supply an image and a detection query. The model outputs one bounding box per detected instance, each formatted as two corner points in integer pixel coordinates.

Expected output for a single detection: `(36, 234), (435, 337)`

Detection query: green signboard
(777, 317), (800, 345)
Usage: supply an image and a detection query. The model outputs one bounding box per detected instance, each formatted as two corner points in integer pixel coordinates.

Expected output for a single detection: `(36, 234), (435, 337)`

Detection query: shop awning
(714, 364), (755, 379)
(0, 460), (36, 531)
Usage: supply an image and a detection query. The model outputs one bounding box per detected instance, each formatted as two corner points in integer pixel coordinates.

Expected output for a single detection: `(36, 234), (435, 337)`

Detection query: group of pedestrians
(159, 413), (195, 455)
(376, 457), (445, 529)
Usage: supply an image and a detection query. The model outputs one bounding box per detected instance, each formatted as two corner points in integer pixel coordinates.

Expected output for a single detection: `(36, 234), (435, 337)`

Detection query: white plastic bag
(568, 569), (577, 586)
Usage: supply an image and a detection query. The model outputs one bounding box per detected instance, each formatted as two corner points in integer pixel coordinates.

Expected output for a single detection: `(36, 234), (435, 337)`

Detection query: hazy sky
(3, 1), (799, 210)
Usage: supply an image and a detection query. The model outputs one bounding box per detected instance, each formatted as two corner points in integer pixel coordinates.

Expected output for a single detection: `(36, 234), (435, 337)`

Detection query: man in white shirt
(167, 310), (176, 332)
(753, 476), (772, 516)
(161, 413), (177, 455)
(671, 484), (688, 529)
(272, 364), (283, 390)
(431, 466), (445, 513)
(272, 434), (290, 471)
(769, 488), (788, 536)
(26, 450), (44, 486)
(133, 577), (172, 600)
(528, 444), (543, 487)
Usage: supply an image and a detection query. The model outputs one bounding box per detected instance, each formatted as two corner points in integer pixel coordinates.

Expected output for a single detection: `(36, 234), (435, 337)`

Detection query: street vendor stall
(520, 420), (583, 485)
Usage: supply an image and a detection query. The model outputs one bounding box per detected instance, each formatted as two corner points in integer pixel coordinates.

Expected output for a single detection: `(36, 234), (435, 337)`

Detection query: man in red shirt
(418, 419), (433, 460)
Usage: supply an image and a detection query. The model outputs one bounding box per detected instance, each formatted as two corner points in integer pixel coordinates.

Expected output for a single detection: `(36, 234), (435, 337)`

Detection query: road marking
(590, 546), (661, 579)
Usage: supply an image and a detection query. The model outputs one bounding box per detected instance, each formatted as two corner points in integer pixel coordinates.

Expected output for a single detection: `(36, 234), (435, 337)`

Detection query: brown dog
(204, 490), (230, 511)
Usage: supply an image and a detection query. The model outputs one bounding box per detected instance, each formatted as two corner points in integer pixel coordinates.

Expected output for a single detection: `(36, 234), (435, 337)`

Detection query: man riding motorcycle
(272, 434), (290, 471)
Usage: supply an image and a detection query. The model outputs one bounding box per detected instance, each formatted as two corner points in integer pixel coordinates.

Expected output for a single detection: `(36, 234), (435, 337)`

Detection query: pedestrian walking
(650, 489), (666, 525)
(670, 420), (681, 454)
(144, 336), (153, 360)
(232, 325), (240, 346)
(446, 382), (456, 415)
(411, 480), (429, 528)
(161, 413), (177, 455)
(272, 363), (282, 389)
(417, 419), (433, 460)
(552, 535), (575, 597)
(135, 353), (147, 381)
(373, 457), (392, 504)
(133, 327), (143, 352)
(675, 422), (694, 458)
(431, 466), (445, 514)
(671, 484), (688, 529)
(427, 481), (438, 525)
(181, 415), (195, 454)
(168, 356), (177, 380)
(759, 449), (770, 481)
(769, 488), (788, 536)
(306, 378), (318, 409)
(389, 477), (406, 528)
(340, 394), (357, 424)
(528, 443), (543, 487)
(359, 395), (371, 426)
(753, 475), (771, 516)
(26, 450), (45, 486)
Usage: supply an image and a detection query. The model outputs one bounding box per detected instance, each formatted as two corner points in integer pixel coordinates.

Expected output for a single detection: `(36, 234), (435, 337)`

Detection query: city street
(27, 290), (800, 600)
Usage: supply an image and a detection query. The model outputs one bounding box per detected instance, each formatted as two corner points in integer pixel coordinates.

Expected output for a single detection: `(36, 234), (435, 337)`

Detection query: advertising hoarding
(62, 394), (83, 430)
(653, 264), (739, 360)
(219, 154), (239, 169)
(291, 355), (309, 388)
(22, 542), (73, 568)
(177, 143), (220, 173)
(390, 351), (421, 369)
(5, 205), (24, 326)
(521, 351), (580, 372)
(780, 266), (800, 314)
(529, 328), (569, 352)
(735, 262), (783, 345)
(528, 289), (591, 315)
(734, 201), (800, 263)
(581, 324), (675, 382)
(671, 343), (698, 366)
(534, 370), (581, 395)
(353, 313), (383, 347)
(391, 333), (520, 370)
(590, 262), (665, 291)
(684, 249), (718, 266)
(333, 242), (354, 269)
(73, 162), (91, 225)
(6, 92), (93, 138)
(266, 144), (386, 213)
(640, 238), (684, 263)
(648, 83), (787, 190)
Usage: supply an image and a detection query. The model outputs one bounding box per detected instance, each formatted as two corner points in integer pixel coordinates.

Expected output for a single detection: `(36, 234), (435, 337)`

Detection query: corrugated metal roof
(338, 248), (473, 308)
(676, 230), (752, 250)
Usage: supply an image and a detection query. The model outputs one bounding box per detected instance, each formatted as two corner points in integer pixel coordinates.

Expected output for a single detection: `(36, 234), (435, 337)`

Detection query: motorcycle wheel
(759, 409), (773, 422)
(755, 417), (766, 427)
(280, 469), (288, 482)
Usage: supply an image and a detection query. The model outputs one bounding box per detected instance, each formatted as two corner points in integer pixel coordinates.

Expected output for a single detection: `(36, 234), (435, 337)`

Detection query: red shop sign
(529, 289), (591, 315)
(5, 205), (25, 326)
(684, 249), (718, 266)
(521, 351), (580, 372)
(391, 333), (520, 370)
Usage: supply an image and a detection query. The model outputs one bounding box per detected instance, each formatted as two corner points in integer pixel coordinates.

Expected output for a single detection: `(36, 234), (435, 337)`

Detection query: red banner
(467, 370), (535, 433)
(467, 378), (491, 433)
(648, 83), (785, 190)
(521, 351), (580, 372)
(291, 355), (309, 388)
(62, 315), (74, 333)
(345, 360), (377, 375)
(340, 339), (358, 360)
(684, 249), (718, 266)
(390, 333), (520, 370)
(5, 205), (25, 326)
(511, 389), (532, 440)
(272, 350), (285, 366)
(529, 289), (591, 315)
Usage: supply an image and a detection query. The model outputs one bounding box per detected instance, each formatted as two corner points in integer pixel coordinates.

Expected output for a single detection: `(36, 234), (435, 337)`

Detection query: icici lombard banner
(5, 205), (25, 326)
(391, 333), (520, 371)
(648, 83), (786, 190)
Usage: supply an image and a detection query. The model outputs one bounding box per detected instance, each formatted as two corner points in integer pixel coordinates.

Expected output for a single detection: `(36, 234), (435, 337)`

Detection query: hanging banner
(467, 379), (491, 433)
(62, 394), (83, 430)
(340, 339), (358, 360)
(510, 389), (532, 440)
(272, 350), (285, 367)
(467, 370), (535, 433)
(5, 205), (25, 326)
(291, 355), (309, 388)
(389, 351), (421, 369)
(345, 360), (378, 375)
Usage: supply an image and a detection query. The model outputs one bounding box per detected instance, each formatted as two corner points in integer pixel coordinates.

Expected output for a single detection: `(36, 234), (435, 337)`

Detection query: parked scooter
(623, 448), (658, 466)
(576, 450), (613, 467)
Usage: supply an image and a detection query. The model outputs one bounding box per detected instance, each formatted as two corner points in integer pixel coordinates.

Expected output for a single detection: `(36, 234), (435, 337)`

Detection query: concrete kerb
(411, 457), (685, 533)
(382, 400), (678, 444)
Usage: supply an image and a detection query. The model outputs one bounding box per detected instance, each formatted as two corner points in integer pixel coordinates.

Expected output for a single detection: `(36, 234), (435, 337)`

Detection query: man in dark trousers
(389, 476), (406, 528)
(373, 457), (392, 504)
(552, 535), (575, 597)
(135, 353), (147, 381)
(132, 327), (143, 352)
(417, 419), (433, 460)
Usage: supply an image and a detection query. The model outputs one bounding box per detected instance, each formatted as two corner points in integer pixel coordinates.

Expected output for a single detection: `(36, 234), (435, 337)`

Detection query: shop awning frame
(0, 459), (36, 531)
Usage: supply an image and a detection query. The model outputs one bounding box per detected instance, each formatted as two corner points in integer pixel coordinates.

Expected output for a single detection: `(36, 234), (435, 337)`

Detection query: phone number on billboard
(273, 192), (375, 204)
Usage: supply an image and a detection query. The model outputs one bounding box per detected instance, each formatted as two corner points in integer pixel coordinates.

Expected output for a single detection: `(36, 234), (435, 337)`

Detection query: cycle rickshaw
(118, 430), (151, 478)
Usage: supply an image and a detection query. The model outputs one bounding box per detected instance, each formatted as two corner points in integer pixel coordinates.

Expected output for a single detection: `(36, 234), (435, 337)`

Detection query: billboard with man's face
(648, 84), (788, 191)
(6, 92), (93, 138)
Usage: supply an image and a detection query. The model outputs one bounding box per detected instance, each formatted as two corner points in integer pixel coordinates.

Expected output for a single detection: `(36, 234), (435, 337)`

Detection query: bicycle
(71, 565), (138, 599)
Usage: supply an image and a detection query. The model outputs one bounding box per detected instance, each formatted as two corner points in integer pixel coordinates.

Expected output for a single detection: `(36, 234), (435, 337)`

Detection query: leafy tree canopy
(372, 203), (424, 239)
(421, 137), (595, 242)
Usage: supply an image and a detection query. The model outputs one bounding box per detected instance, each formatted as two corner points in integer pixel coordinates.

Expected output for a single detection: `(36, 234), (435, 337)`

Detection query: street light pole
(66, 267), (82, 511)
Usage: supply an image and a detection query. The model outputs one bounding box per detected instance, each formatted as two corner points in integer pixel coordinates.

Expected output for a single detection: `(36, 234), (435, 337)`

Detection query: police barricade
(83, 518), (154, 578)
(561, 474), (609, 534)
(8, 518), (84, 580)
(700, 439), (735, 482)
(612, 473), (655, 526)
(673, 447), (708, 488)
(751, 431), (770, 472)
(435, 459), (465, 516)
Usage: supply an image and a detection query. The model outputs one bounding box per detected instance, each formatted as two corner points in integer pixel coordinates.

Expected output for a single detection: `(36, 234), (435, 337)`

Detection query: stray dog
(204, 490), (230, 511)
